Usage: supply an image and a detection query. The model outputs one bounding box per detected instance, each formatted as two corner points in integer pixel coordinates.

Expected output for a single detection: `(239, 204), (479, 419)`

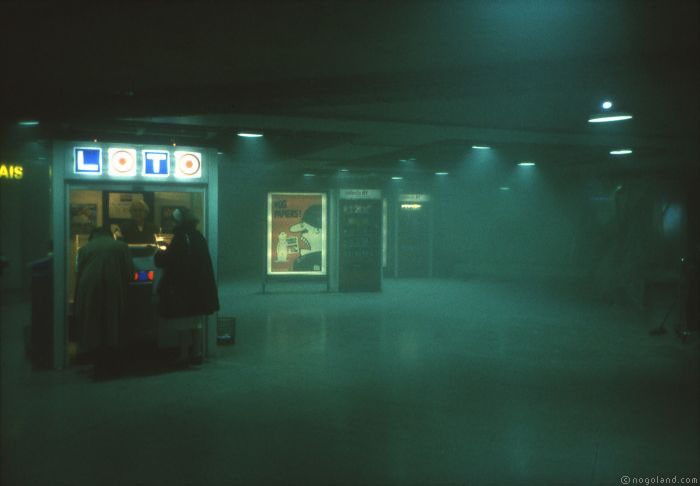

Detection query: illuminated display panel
(108, 148), (137, 177)
(69, 146), (206, 181)
(142, 150), (170, 177)
(74, 147), (102, 175)
(267, 192), (327, 275)
(175, 151), (202, 178)
(399, 193), (430, 203)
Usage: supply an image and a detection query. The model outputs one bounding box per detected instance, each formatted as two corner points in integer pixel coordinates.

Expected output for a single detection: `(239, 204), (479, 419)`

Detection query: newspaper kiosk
(51, 141), (218, 369)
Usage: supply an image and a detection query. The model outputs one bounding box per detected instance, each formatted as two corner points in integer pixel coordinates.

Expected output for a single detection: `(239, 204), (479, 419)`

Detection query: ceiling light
(610, 149), (633, 155)
(435, 172), (448, 175)
(602, 101), (613, 110)
(339, 169), (349, 172)
(238, 132), (263, 138)
(392, 176), (403, 180)
(588, 114), (633, 123)
(18, 120), (39, 126)
(472, 145), (491, 150)
(303, 173), (315, 177)
(499, 186), (511, 191)
(518, 162), (535, 166)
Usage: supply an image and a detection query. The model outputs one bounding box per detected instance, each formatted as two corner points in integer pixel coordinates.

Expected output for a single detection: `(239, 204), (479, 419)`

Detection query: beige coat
(75, 235), (133, 353)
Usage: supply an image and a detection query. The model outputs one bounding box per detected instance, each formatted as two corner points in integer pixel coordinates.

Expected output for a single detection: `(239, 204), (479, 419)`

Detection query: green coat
(75, 235), (133, 353)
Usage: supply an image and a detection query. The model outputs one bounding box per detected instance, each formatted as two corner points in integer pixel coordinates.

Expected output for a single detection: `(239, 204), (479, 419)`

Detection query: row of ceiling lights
(18, 99), (634, 163)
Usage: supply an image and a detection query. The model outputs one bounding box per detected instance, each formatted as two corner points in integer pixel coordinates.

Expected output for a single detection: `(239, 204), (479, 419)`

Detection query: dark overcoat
(75, 235), (133, 352)
(154, 222), (219, 318)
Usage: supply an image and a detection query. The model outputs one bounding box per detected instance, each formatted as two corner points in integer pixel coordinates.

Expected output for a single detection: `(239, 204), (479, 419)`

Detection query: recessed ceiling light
(238, 132), (263, 138)
(18, 120), (39, 126)
(610, 149), (633, 155)
(392, 176), (403, 180)
(588, 114), (633, 123)
(303, 173), (315, 177)
(472, 145), (491, 150)
(339, 168), (349, 172)
(499, 186), (511, 191)
(518, 162), (535, 166)
(602, 101), (613, 110)
(435, 172), (449, 175)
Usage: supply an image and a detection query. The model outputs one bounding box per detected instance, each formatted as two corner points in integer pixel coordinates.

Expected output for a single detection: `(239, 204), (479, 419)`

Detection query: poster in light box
(267, 193), (326, 275)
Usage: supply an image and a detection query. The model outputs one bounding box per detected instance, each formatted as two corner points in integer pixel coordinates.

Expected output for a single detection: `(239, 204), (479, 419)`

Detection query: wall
(432, 164), (583, 281)
(218, 162), (269, 281)
(432, 165), (689, 307)
(0, 138), (51, 292)
(1, 180), (23, 290)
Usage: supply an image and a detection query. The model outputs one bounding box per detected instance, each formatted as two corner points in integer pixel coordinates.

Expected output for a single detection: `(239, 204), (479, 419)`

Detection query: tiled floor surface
(2, 278), (699, 485)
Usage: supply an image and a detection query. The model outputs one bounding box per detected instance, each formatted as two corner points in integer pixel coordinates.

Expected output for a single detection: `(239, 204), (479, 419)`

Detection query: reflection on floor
(2, 278), (699, 485)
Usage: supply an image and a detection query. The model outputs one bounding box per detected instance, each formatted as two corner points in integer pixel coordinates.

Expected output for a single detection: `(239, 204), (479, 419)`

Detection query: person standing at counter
(74, 226), (133, 378)
(121, 199), (157, 244)
(155, 207), (219, 365)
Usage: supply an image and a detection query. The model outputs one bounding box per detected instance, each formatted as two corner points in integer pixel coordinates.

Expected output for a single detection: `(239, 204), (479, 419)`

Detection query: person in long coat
(74, 226), (133, 375)
(155, 207), (219, 364)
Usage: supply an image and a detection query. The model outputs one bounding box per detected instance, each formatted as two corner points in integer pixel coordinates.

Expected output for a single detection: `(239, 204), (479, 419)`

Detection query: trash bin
(217, 317), (235, 345)
(29, 256), (53, 369)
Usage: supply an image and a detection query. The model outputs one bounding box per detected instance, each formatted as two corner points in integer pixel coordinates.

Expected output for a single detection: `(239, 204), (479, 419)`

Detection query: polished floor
(2, 278), (699, 486)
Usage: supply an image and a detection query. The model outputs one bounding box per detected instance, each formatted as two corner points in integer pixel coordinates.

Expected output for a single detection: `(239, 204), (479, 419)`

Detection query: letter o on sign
(108, 148), (137, 176)
(175, 151), (202, 178)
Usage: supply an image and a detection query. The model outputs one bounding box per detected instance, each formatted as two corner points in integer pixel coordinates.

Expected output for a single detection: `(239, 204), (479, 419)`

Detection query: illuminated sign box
(108, 148), (137, 177)
(399, 193), (430, 202)
(175, 151), (202, 178)
(340, 189), (381, 200)
(70, 146), (205, 180)
(143, 150), (170, 177)
(74, 148), (102, 175)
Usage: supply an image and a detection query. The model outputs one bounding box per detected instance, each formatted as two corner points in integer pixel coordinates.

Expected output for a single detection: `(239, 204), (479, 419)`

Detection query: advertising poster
(108, 192), (145, 219)
(70, 204), (97, 234)
(268, 193), (326, 275)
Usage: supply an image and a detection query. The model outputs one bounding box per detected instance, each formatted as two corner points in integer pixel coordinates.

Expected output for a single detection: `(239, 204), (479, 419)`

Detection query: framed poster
(108, 192), (145, 219)
(267, 192), (327, 275)
(70, 203), (97, 234)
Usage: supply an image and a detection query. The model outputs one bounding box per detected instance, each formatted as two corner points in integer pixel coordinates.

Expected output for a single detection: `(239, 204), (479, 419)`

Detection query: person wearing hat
(121, 199), (158, 244)
(290, 204), (323, 271)
(154, 207), (219, 365)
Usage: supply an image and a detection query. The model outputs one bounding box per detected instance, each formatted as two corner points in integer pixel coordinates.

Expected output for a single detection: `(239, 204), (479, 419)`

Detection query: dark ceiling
(2, 0), (698, 177)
